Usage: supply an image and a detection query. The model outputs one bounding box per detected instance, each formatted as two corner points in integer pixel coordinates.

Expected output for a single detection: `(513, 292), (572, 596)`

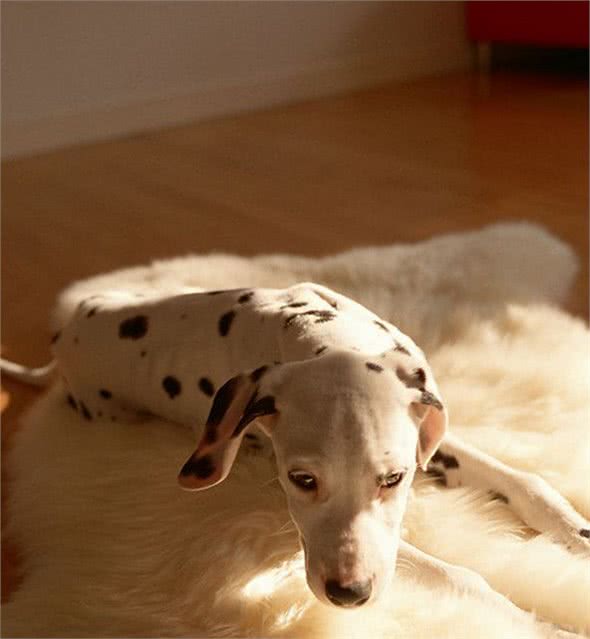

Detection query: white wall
(1, 1), (470, 158)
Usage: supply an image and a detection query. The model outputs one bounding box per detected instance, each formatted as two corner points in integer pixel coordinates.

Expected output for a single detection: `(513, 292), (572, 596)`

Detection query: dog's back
(22, 283), (416, 427)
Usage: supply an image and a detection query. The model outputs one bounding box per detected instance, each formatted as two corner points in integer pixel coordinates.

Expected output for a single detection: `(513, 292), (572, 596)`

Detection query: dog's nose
(325, 579), (372, 607)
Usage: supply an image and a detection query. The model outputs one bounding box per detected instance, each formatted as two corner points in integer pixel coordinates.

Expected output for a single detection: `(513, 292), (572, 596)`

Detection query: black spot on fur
(396, 366), (427, 390)
(97, 411), (103, 417)
(244, 433), (264, 451)
(74, 337), (79, 345)
(431, 450), (459, 469)
(250, 366), (268, 383)
(218, 310), (236, 336)
(366, 362), (383, 372)
(180, 455), (215, 479)
(315, 346), (327, 356)
(393, 342), (410, 356)
(489, 491), (509, 504)
(396, 367), (443, 410)
(420, 390), (443, 411)
(198, 377), (215, 397)
(140, 350), (147, 357)
(180, 313), (187, 320)
(233, 395), (277, 437)
(580, 528), (590, 538)
(374, 320), (390, 333)
(206, 290), (225, 295)
(311, 310), (337, 324)
(238, 291), (254, 304)
(284, 315), (298, 328)
(80, 402), (92, 421)
(280, 301), (308, 309)
(119, 315), (148, 340)
(99, 389), (112, 399)
(206, 376), (242, 427)
(50, 331), (61, 345)
(203, 422), (218, 444)
(86, 307), (97, 318)
(162, 376), (182, 399)
(284, 309), (336, 328)
(66, 394), (78, 412)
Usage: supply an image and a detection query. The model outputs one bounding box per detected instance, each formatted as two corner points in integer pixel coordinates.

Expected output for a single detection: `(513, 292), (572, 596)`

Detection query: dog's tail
(0, 358), (57, 387)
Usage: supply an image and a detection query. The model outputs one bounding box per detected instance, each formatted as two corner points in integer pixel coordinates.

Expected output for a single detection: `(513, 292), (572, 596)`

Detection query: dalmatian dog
(2, 282), (588, 634)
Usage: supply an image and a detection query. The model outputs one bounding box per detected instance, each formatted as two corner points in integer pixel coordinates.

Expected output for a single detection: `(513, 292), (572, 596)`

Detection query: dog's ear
(178, 366), (278, 490)
(394, 363), (448, 470)
(410, 391), (447, 470)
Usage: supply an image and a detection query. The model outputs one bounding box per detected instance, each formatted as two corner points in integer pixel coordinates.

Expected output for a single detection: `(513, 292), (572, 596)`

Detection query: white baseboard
(2, 49), (470, 159)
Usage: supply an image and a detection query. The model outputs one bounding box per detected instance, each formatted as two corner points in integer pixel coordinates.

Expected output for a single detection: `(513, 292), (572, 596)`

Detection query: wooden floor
(2, 71), (588, 601)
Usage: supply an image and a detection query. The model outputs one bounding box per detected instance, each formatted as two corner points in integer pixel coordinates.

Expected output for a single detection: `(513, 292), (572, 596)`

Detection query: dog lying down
(2, 282), (588, 635)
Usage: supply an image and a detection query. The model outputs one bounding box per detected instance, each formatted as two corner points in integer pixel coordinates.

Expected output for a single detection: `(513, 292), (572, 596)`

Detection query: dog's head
(178, 348), (447, 607)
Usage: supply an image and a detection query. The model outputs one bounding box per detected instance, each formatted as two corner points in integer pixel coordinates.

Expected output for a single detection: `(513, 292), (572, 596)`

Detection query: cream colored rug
(3, 223), (589, 638)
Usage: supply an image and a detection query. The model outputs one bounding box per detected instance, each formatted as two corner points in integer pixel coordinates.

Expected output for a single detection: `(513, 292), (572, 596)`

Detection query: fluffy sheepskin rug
(3, 223), (589, 638)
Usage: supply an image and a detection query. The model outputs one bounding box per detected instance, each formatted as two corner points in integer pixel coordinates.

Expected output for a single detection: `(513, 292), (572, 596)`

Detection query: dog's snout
(325, 579), (372, 607)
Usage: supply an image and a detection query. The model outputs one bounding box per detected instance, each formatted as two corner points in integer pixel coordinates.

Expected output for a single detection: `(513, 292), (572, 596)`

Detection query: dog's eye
(288, 470), (317, 492)
(380, 471), (404, 489)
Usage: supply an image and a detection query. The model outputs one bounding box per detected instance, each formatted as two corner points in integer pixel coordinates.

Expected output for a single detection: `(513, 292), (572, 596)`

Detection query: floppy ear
(411, 392), (448, 470)
(395, 364), (448, 471)
(178, 367), (278, 490)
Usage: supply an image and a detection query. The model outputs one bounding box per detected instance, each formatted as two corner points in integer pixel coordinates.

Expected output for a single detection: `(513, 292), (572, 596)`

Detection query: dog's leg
(430, 433), (590, 554)
(397, 540), (582, 639)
